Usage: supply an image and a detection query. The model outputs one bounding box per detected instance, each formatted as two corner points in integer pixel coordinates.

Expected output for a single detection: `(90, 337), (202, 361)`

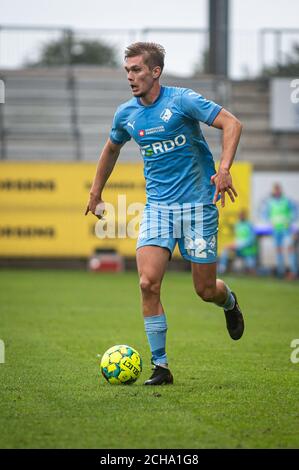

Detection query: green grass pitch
(0, 269), (298, 449)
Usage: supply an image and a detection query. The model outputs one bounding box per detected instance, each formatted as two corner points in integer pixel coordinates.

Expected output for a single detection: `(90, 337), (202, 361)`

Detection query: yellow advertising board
(216, 162), (252, 252)
(0, 162), (251, 258)
(0, 162), (146, 257)
(0, 162), (145, 209)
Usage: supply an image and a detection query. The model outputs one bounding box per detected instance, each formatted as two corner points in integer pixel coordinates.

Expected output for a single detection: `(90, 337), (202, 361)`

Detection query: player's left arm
(210, 108), (243, 207)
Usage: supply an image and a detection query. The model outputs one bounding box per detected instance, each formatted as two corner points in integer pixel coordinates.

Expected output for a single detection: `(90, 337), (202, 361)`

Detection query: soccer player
(261, 183), (298, 279)
(86, 42), (244, 385)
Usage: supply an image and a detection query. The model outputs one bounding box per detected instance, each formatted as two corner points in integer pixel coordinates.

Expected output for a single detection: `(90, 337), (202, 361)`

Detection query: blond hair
(125, 42), (165, 71)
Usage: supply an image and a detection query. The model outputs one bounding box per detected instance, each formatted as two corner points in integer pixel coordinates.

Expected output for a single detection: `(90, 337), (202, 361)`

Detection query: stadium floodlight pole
(258, 30), (265, 75)
(275, 30), (283, 67)
(208, 0), (229, 77)
(0, 104), (6, 160)
(0, 26), (5, 159)
(63, 28), (82, 161)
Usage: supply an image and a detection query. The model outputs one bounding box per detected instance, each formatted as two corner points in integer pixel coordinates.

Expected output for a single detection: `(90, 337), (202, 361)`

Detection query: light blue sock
(289, 251), (298, 276)
(221, 284), (235, 310)
(276, 252), (285, 276)
(144, 313), (168, 366)
(218, 249), (229, 274)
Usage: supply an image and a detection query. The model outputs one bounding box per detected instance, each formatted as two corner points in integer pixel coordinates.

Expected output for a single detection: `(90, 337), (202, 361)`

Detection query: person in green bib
(218, 209), (257, 274)
(262, 183), (298, 279)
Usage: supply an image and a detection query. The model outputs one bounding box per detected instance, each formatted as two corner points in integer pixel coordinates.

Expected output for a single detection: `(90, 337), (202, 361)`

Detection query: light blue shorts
(137, 203), (219, 264)
(273, 228), (293, 248)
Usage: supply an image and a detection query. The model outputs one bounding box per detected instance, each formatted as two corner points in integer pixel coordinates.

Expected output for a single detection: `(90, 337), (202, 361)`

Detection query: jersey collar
(137, 86), (165, 107)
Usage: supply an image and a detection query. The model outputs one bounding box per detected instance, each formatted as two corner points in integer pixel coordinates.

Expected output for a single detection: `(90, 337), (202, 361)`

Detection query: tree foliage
(262, 43), (299, 77)
(193, 50), (210, 76)
(29, 32), (118, 67)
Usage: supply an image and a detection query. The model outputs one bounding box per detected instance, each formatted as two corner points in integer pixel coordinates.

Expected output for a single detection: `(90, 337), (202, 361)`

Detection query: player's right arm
(85, 138), (124, 217)
(85, 104), (131, 218)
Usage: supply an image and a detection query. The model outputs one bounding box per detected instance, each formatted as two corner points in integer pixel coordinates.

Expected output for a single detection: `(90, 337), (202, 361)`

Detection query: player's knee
(139, 276), (161, 296)
(195, 285), (216, 302)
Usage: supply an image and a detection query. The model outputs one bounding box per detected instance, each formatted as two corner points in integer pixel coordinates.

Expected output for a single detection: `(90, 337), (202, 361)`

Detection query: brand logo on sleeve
(127, 121), (135, 130)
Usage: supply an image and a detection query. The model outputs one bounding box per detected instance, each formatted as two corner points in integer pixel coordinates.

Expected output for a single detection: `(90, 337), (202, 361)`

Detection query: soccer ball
(100, 344), (142, 385)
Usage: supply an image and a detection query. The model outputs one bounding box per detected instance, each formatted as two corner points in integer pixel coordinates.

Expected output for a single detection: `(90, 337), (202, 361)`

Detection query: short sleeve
(180, 89), (222, 126)
(109, 108), (131, 145)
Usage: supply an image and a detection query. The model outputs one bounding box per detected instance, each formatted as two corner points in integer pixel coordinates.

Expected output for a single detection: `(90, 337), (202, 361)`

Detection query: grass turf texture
(0, 269), (298, 449)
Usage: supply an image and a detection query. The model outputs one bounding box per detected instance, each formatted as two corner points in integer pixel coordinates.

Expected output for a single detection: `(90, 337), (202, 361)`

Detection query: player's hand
(211, 168), (238, 207)
(228, 243), (236, 250)
(85, 193), (105, 219)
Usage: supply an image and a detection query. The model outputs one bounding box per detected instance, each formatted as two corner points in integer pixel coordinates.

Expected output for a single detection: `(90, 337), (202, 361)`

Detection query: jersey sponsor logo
(127, 121), (135, 130)
(139, 130), (145, 136)
(160, 108), (173, 123)
(142, 125), (165, 135)
(140, 134), (186, 157)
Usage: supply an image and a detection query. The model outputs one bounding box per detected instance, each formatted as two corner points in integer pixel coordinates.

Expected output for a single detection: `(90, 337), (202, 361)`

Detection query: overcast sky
(1, 0), (299, 77)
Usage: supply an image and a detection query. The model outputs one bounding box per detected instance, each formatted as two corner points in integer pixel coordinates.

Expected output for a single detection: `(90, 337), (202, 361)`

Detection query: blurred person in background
(262, 183), (298, 280)
(218, 209), (257, 275)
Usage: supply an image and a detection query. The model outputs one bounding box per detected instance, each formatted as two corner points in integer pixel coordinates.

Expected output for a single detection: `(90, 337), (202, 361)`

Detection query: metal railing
(259, 28), (299, 72)
(1, 24), (299, 77)
(0, 25), (209, 74)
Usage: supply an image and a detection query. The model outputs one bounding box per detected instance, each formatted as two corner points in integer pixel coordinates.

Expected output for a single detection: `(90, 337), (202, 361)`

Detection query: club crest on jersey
(160, 108), (173, 123)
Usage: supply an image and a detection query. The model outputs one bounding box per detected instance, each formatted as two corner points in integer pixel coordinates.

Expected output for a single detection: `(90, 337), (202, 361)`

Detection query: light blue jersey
(110, 86), (222, 205)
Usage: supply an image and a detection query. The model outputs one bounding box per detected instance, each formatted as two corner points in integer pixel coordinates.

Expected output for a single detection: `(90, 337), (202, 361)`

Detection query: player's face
(272, 184), (282, 198)
(124, 55), (157, 97)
